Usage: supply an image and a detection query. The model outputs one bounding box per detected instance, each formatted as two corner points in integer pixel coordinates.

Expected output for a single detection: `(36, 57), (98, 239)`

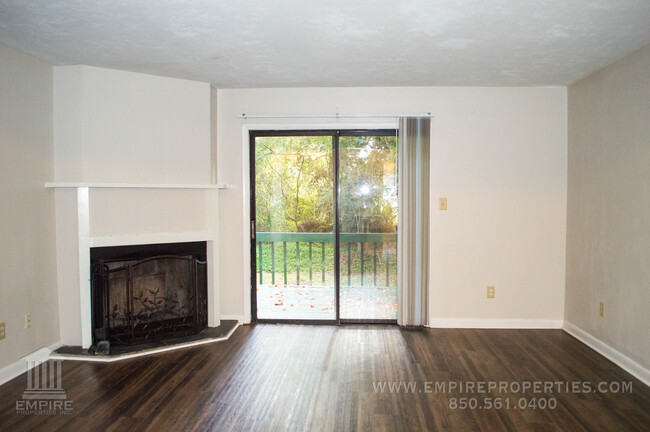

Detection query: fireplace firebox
(90, 242), (208, 348)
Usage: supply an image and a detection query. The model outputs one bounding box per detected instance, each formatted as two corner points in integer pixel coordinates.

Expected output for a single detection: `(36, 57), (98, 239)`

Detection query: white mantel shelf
(45, 182), (230, 189)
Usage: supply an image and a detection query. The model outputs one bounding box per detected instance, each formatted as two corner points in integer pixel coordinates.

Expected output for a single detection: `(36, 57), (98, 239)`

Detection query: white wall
(566, 43), (650, 369)
(216, 87), (568, 324)
(0, 44), (60, 369)
(53, 66), (216, 346)
(54, 65), (212, 241)
(54, 66), (211, 184)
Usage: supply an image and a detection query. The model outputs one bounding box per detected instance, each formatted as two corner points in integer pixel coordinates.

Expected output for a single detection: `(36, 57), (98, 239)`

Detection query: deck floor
(256, 284), (397, 320)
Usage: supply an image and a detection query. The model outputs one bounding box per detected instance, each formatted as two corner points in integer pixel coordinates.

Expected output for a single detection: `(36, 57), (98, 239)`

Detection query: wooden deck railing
(255, 232), (397, 287)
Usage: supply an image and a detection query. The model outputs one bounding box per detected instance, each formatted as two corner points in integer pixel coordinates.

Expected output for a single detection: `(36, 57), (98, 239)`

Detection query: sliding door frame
(249, 129), (397, 325)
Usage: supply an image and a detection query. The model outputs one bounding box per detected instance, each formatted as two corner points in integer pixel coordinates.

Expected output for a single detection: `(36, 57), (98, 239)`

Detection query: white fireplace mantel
(51, 184), (225, 348)
(45, 182), (230, 189)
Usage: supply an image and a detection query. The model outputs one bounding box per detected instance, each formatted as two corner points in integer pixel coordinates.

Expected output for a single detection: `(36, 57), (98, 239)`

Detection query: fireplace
(90, 242), (208, 347)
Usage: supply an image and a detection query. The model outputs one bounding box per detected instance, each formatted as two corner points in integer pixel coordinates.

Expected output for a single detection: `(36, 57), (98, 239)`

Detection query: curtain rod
(237, 112), (433, 119)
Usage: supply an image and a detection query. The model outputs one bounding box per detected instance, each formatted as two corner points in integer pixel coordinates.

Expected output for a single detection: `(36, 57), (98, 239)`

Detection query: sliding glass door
(252, 133), (336, 321)
(251, 130), (397, 323)
(338, 133), (398, 321)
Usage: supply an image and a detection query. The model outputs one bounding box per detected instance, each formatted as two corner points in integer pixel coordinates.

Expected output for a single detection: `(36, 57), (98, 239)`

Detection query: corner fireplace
(90, 242), (208, 347)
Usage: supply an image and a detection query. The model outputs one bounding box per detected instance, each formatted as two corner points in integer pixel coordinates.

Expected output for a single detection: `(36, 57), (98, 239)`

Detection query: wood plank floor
(0, 325), (648, 431)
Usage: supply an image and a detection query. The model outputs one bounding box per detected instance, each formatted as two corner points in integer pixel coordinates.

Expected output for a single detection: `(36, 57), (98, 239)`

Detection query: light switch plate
(439, 197), (448, 210)
(0, 322), (5, 340)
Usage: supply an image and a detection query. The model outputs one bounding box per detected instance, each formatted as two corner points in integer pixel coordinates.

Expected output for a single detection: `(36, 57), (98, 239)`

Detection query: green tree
(255, 136), (333, 233)
(339, 135), (397, 233)
(255, 134), (397, 234)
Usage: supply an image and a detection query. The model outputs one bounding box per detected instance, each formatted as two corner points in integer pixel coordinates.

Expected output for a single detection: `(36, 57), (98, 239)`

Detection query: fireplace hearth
(90, 242), (208, 348)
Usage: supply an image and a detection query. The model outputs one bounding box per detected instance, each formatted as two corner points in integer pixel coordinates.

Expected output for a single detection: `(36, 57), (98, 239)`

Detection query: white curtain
(397, 117), (430, 327)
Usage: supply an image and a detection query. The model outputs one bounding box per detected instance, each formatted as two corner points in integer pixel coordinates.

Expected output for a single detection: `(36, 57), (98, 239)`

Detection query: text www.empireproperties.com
(372, 380), (633, 410)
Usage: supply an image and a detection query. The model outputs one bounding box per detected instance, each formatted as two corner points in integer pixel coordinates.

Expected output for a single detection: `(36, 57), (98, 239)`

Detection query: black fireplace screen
(91, 243), (208, 346)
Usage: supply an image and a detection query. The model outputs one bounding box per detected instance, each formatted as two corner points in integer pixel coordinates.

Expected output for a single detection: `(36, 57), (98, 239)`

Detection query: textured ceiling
(1, 0), (650, 87)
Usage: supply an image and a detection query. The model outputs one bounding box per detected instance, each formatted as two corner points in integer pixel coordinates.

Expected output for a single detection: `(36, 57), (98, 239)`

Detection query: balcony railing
(255, 232), (397, 287)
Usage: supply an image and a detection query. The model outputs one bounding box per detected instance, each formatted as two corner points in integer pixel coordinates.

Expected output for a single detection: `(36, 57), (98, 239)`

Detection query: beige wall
(217, 87), (568, 324)
(566, 44), (650, 368)
(0, 44), (60, 369)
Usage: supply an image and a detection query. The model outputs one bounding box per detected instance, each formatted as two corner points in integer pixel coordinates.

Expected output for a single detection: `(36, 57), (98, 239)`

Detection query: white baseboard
(0, 358), (27, 388)
(220, 315), (246, 323)
(427, 318), (564, 329)
(563, 321), (649, 387)
(0, 341), (62, 387)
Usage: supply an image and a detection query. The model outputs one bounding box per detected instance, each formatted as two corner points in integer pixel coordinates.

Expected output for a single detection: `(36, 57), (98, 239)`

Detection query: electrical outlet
(25, 314), (32, 329)
(599, 302), (604, 317)
(487, 286), (495, 299)
(0, 322), (5, 340)
(439, 197), (448, 210)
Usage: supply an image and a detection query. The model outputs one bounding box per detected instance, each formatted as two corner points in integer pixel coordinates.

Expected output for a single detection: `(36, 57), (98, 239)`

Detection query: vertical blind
(397, 117), (430, 327)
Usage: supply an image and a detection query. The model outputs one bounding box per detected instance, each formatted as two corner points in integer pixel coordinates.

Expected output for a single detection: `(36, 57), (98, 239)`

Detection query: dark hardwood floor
(0, 325), (648, 431)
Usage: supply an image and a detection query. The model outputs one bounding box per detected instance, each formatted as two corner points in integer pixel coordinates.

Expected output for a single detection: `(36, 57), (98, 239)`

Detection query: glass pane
(339, 134), (398, 320)
(254, 135), (336, 320)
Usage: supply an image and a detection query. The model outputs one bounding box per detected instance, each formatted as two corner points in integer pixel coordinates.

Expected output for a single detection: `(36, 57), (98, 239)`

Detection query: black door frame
(250, 129), (397, 325)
